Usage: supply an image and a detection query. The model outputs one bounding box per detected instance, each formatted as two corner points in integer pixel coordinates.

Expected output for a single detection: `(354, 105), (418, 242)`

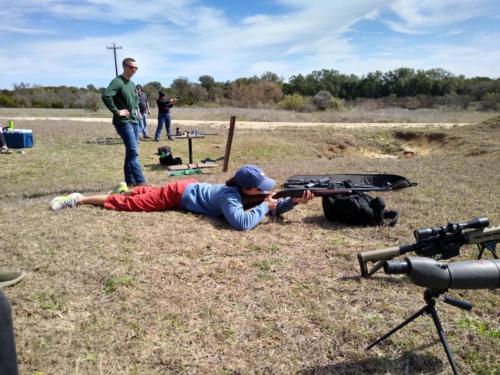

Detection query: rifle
(357, 217), (499, 277)
(241, 184), (403, 209)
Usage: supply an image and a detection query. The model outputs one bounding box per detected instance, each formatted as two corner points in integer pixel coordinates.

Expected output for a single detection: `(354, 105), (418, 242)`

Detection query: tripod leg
(366, 305), (429, 350)
(477, 243), (498, 259)
(429, 306), (461, 375)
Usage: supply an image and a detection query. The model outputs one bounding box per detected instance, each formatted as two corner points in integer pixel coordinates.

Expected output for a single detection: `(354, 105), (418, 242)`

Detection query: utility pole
(106, 43), (122, 76)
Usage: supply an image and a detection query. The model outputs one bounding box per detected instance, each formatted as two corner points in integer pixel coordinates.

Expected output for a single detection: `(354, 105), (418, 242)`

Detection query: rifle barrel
(272, 188), (352, 199)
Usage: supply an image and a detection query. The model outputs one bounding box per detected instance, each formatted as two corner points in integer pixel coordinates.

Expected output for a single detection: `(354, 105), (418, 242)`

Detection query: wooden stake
(222, 115), (236, 172)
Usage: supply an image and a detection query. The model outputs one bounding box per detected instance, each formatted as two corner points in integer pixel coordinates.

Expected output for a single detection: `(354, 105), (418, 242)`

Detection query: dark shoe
(0, 271), (25, 288)
(143, 135), (150, 139)
(168, 137), (175, 141)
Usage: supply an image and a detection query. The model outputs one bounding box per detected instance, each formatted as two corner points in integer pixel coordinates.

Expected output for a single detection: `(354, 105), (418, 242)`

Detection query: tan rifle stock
(358, 225), (500, 277)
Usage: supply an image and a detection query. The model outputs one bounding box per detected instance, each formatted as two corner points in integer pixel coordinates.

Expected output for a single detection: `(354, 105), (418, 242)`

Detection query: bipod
(366, 289), (473, 375)
(477, 242), (498, 259)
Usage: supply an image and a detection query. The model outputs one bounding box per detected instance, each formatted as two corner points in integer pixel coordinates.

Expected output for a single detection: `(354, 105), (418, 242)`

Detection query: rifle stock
(358, 223), (500, 278)
(358, 246), (401, 277)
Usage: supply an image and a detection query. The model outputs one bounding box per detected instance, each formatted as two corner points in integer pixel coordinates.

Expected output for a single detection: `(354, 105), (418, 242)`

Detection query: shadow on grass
(336, 274), (407, 285)
(302, 214), (353, 230)
(299, 350), (444, 375)
(144, 163), (169, 172)
(85, 137), (122, 145)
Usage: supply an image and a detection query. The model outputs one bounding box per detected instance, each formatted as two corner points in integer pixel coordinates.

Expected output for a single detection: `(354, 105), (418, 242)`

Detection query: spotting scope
(384, 257), (500, 290)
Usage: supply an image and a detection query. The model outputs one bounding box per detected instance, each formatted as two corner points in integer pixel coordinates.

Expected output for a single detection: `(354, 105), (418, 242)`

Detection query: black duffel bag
(322, 193), (398, 226)
(158, 146), (182, 166)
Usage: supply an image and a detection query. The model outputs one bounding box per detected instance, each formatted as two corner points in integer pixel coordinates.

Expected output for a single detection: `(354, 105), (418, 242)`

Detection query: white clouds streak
(387, 0), (490, 33)
(0, 0), (498, 88)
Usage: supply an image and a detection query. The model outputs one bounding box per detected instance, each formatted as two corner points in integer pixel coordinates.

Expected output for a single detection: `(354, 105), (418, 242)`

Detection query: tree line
(1, 67), (500, 112)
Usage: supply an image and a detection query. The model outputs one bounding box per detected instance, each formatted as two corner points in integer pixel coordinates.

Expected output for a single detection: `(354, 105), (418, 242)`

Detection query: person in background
(155, 92), (177, 141)
(49, 165), (314, 231)
(136, 85), (151, 139)
(0, 127), (12, 154)
(102, 57), (146, 187)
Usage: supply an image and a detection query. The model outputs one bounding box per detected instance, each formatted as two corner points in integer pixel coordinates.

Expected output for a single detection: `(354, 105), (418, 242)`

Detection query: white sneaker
(50, 193), (83, 211)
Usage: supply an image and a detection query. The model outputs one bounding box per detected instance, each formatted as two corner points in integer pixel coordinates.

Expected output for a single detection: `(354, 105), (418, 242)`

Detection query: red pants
(103, 179), (198, 212)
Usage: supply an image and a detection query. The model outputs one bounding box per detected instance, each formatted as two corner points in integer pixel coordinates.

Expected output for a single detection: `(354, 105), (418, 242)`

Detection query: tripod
(366, 289), (473, 375)
(477, 242), (498, 259)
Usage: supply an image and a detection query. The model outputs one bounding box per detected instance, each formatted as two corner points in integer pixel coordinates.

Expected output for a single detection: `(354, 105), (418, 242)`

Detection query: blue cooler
(4, 129), (34, 148)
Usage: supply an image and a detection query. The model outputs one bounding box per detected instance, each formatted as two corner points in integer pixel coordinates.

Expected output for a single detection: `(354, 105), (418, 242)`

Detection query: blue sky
(0, 0), (499, 89)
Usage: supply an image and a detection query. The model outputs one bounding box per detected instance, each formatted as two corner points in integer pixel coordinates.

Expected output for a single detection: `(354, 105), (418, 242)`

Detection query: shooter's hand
(264, 194), (278, 210)
(118, 109), (130, 117)
(292, 190), (314, 204)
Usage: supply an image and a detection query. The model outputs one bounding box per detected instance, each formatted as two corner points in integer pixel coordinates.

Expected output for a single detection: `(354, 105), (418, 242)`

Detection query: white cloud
(386, 0), (489, 33)
(0, 0), (498, 88)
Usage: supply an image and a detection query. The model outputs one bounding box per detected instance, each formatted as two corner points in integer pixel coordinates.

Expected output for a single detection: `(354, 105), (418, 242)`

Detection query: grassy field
(1, 115), (499, 374)
(1, 106), (499, 124)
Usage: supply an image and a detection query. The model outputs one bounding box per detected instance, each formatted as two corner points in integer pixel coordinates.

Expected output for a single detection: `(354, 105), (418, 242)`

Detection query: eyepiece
(414, 227), (434, 239)
(384, 260), (410, 274)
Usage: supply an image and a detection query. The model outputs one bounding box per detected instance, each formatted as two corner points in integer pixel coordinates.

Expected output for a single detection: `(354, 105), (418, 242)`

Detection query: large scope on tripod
(384, 257), (500, 290)
(413, 216), (489, 240)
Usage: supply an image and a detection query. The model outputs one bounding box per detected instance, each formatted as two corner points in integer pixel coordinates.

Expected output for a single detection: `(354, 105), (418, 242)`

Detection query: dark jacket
(157, 97), (174, 115)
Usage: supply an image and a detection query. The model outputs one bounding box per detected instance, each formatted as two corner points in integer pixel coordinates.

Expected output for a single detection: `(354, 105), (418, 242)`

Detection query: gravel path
(6, 116), (474, 129)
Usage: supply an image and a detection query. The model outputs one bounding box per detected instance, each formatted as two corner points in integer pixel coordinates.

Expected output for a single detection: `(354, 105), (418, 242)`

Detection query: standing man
(102, 57), (146, 187)
(155, 91), (177, 141)
(0, 127), (12, 154)
(136, 85), (150, 139)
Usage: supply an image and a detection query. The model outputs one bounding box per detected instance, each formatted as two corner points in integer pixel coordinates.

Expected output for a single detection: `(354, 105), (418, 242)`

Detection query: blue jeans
(155, 113), (173, 140)
(114, 122), (146, 186)
(139, 113), (148, 137)
(0, 289), (18, 375)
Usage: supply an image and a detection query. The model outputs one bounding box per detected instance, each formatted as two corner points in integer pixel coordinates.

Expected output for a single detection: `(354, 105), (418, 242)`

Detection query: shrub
(480, 92), (500, 111)
(312, 90), (333, 110)
(331, 97), (345, 110)
(83, 92), (102, 112)
(229, 80), (283, 107)
(0, 94), (16, 107)
(279, 93), (305, 111)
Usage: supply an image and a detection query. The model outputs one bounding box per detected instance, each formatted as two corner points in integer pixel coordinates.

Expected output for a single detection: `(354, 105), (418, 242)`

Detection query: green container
(8, 120), (14, 129)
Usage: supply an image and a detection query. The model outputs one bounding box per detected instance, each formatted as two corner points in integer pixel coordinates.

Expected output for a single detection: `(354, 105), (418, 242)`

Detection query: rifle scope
(384, 256), (500, 290)
(414, 216), (489, 240)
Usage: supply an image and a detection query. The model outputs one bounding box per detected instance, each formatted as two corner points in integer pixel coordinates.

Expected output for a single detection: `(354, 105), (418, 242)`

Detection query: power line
(106, 43), (122, 76)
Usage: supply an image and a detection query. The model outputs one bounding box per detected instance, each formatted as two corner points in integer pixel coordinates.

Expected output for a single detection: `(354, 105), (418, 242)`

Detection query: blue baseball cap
(235, 165), (276, 192)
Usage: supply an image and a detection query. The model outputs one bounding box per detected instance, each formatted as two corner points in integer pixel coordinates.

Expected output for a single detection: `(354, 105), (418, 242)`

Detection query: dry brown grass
(2, 106), (499, 124)
(0, 117), (499, 374)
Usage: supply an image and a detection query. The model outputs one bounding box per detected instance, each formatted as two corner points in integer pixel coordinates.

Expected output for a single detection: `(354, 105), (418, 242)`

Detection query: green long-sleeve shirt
(102, 75), (139, 126)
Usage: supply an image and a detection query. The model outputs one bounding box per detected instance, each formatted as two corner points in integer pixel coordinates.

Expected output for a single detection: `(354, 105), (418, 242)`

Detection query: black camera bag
(158, 146), (182, 166)
(322, 193), (398, 226)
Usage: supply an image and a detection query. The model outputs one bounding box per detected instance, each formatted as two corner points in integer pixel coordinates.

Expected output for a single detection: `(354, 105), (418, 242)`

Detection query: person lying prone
(49, 165), (313, 231)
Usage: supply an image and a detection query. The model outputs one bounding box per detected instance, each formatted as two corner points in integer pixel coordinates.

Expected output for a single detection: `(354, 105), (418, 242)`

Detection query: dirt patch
(393, 130), (447, 144)
(315, 134), (358, 158)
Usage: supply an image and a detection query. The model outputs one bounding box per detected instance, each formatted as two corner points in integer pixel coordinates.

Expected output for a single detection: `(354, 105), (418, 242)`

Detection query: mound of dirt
(481, 115), (500, 126)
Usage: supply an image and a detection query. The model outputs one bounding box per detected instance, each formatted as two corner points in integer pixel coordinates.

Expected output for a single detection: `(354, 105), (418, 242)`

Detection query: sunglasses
(126, 65), (138, 70)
